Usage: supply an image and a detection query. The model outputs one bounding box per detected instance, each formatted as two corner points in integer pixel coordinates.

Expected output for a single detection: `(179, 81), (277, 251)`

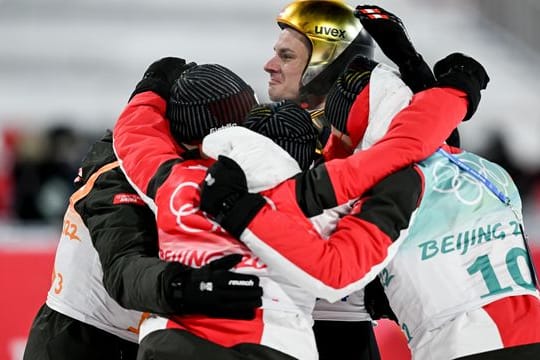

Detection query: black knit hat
(167, 64), (258, 144)
(325, 56), (377, 134)
(243, 100), (318, 170)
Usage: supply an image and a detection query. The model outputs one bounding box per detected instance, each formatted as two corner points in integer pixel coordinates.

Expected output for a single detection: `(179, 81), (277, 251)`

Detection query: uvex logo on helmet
(314, 26), (346, 39)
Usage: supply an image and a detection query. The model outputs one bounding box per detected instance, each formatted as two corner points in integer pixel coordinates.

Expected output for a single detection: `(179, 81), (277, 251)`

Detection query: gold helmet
(277, 0), (374, 97)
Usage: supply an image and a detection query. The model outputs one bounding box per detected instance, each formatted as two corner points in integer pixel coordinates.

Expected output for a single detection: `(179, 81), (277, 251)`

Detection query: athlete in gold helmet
(264, 2), (442, 360)
(264, 0), (374, 109)
(265, 3), (383, 359)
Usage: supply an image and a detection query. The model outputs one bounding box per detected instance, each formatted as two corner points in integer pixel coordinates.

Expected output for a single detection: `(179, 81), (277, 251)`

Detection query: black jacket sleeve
(73, 133), (181, 315)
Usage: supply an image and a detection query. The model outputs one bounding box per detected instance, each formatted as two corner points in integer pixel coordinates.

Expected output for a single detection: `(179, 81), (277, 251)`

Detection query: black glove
(200, 155), (266, 238)
(434, 52), (490, 121)
(355, 5), (435, 93)
(364, 278), (398, 322)
(129, 57), (194, 101)
(164, 254), (263, 319)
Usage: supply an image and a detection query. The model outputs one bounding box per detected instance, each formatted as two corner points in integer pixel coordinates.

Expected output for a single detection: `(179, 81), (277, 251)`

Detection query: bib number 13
(467, 247), (536, 299)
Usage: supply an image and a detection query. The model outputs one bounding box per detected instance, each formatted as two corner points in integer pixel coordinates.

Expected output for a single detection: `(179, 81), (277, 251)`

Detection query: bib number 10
(467, 247), (536, 299)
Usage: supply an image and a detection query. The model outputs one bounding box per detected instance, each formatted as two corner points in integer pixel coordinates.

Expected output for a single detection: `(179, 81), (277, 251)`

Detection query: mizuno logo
(314, 26), (346, 39)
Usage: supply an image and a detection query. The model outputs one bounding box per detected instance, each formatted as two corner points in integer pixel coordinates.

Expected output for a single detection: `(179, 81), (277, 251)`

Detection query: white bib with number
(383, 150), (539, 350)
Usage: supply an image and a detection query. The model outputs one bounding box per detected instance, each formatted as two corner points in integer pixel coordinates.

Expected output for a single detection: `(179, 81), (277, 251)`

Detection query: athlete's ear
(321, 127), (355, 162)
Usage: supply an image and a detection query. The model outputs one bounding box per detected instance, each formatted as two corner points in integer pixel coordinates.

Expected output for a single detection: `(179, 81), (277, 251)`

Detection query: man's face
(264, 28), (310, 102)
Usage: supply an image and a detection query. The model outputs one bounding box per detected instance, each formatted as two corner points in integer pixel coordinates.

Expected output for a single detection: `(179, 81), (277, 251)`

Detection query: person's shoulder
(77, 129), (118, 183)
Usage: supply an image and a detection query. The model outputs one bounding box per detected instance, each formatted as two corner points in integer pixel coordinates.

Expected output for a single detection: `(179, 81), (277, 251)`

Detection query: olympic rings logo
(168, 166), (223, 234)
(431, 156), (511, 206)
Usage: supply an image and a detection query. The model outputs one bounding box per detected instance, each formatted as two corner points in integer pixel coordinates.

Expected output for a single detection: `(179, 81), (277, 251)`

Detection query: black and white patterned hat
(244, 100), (318, 170)
(325, 55), (377, 134)
(167, 64), (257, 144)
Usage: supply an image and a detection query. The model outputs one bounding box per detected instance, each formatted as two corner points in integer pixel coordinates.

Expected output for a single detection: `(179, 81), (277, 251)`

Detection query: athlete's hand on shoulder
(434, 52), (490, 120)
(129, 57), (196, 101)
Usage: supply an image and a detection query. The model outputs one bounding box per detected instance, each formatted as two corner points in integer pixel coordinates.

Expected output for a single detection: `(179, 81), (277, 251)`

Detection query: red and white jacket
(199, 65), (466, 303)
(114, 92), (319, 359)
(207, 66), (540, 359)
(112, 66), (467, 359)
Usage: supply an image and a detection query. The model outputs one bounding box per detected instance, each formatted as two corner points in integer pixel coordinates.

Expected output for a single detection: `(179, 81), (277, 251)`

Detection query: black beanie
(243, 100), (318, 171)
(325, 56), (377, 134)
(167, 64), (258, 144)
